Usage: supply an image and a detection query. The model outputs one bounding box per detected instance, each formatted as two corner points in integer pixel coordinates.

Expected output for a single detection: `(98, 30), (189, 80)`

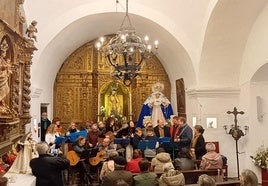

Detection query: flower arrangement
(250, 145), (268, 170)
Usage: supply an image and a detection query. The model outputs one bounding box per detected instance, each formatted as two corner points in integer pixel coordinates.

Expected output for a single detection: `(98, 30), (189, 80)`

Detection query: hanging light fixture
(95, 0), (158, 86)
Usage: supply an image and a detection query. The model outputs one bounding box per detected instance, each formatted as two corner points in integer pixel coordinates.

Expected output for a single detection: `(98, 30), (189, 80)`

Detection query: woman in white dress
(8, 132), (36, 174)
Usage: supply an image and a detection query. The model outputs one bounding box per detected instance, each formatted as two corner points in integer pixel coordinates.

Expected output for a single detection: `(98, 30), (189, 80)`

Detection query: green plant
(250, 145), (268, 170)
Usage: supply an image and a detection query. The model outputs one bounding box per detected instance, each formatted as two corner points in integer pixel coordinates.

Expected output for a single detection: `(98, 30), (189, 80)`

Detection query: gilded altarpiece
(54, 40), (171, 129)
(0, 18), (36, 155)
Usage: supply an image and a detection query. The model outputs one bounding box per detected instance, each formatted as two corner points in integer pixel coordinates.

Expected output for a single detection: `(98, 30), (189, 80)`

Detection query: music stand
(138, 140), (157, 151)
(162, 141), (180, 160)
(158, 137), (170, 144)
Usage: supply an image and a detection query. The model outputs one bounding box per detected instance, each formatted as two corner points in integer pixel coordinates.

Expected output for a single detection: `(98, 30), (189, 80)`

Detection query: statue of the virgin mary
(137, 82), (173, 127)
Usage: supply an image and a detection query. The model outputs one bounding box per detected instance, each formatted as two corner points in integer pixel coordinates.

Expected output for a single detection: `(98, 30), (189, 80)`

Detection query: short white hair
(36, 142), (49, 155)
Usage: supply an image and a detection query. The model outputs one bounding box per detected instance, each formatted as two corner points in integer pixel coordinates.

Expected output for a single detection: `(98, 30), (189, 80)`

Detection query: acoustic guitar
(66, 150), (80, 166)
(89, 150), (107, 166)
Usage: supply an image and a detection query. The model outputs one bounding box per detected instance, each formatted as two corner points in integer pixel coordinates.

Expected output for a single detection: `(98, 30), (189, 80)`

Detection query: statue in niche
(137, 82), (173, 127)
(108, 87), (121, 116)
(26, 20), (37, 42)
(0, 39), (14, 116)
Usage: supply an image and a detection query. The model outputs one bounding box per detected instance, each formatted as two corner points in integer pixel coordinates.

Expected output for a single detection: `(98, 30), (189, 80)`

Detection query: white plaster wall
(240, 3), (268, 85)
(186, 89), (242, 177)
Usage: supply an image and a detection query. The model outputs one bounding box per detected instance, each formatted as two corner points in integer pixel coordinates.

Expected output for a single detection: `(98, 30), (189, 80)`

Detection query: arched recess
(199, 0), (267, 88)
(53, 37), (172, 129)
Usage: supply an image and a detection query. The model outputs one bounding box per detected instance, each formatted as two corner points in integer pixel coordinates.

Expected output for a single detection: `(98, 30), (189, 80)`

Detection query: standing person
(154, 119), (170, 138)
(45, 124), (60, 150)
(30, 142), (69, 186)
(133, 158), (158, 186)
(72, 136), (91, 185)
(52, 117), (62, 136)
(172, 116), (193, 149)
(240, 169), (258, 186)
(66, 121), (79, 136)
(87, 123), (99, 148)
(191, 125), (206, 160)
(40, 112), (51, 142)
(137, 82), (173, 128)
(131, 128), (143, 150)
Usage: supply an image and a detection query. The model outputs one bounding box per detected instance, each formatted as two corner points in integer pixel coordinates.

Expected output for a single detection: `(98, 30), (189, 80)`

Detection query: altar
(4, 172), (36, 186)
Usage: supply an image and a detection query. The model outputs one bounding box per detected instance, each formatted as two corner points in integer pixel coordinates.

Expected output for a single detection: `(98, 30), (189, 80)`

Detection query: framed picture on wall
(206, 117), (217, 128)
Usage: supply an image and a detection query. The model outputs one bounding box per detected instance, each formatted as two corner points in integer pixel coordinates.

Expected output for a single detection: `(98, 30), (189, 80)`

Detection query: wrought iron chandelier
(95, 0), (158, 86)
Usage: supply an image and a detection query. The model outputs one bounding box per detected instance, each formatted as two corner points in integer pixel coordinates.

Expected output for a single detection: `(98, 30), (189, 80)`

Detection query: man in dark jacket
(154, 119), (170, 138)
(30, 142), (69, 186)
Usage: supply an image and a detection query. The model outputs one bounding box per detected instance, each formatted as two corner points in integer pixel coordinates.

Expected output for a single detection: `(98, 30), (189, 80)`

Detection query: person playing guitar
(68, 136), (91, 185)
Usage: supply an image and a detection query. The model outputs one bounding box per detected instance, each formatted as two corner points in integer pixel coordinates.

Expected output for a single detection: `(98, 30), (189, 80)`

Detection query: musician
(98, 121), (106, 138)
(45, 124), (60, 150)
(87, 123), (99, 148)
(98, 137), (115, 153)
(131, 127), (143, 150)
(52, 117), (62, 135)
(66, 121), (79, 136)
(105, 117), (115, 133)
(72, 136), (91, 185)
(154, 119), (170, 138)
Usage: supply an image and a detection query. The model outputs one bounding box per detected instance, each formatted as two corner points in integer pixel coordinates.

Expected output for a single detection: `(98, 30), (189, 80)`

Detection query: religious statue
(137, 82), (173, 127)
(8, 132), (37, 174)
(0, 39), (14, 116)
(108, 89), (121, 116)
(25, 20), (38, 42)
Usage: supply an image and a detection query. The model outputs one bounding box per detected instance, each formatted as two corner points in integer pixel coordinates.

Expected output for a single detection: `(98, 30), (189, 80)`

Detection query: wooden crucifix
(227, 107), (245, 179)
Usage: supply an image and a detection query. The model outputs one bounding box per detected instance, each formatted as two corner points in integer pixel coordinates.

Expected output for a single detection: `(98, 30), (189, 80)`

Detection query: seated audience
(174, 147), (195, 170)
(87, 123), (99, 148)
(240, 169), (258, 186)
(191, 125), (206, 160)
(100, 151), (119, 181)
(133, 158), (158, 186)
(151, 147), (174, 172)
(197, 174), (216, 186)
(159, 163), (185, 186)
(66, 121), (79, 136)
(30, 142), (69, 186)
(131, 127), (143, 150)
(101, 156), (133, 186)
(154, 119), (170, 138)
(200, 142), (223, 170)
(126, 149), (143, 173)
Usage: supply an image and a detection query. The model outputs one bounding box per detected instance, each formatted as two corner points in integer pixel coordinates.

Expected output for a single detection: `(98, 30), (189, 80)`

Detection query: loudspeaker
(256, 96), (263, 121)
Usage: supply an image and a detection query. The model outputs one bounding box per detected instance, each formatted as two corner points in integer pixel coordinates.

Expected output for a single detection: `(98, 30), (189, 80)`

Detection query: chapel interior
(0, 0), (268, 184)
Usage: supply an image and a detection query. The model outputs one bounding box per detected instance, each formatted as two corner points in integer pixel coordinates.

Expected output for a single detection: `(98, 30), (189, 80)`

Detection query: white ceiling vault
(23, 0), (268, 96)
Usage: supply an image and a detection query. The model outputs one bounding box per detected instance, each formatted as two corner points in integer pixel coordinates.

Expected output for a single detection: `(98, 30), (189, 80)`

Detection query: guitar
(105, 124), (129, 142)
(66, 150), (80, 166)
(89, 150), (107, 166)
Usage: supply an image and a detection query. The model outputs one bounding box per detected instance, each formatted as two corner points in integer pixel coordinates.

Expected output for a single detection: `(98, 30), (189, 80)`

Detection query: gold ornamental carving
(54, 38), (171, 127)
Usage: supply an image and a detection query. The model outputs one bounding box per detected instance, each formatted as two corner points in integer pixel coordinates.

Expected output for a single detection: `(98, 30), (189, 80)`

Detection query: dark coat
(30, 154), (69, 186)
(101, 169), (133, 186)
(154, 125), (170, 138)
(194, 135), (206, 160)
